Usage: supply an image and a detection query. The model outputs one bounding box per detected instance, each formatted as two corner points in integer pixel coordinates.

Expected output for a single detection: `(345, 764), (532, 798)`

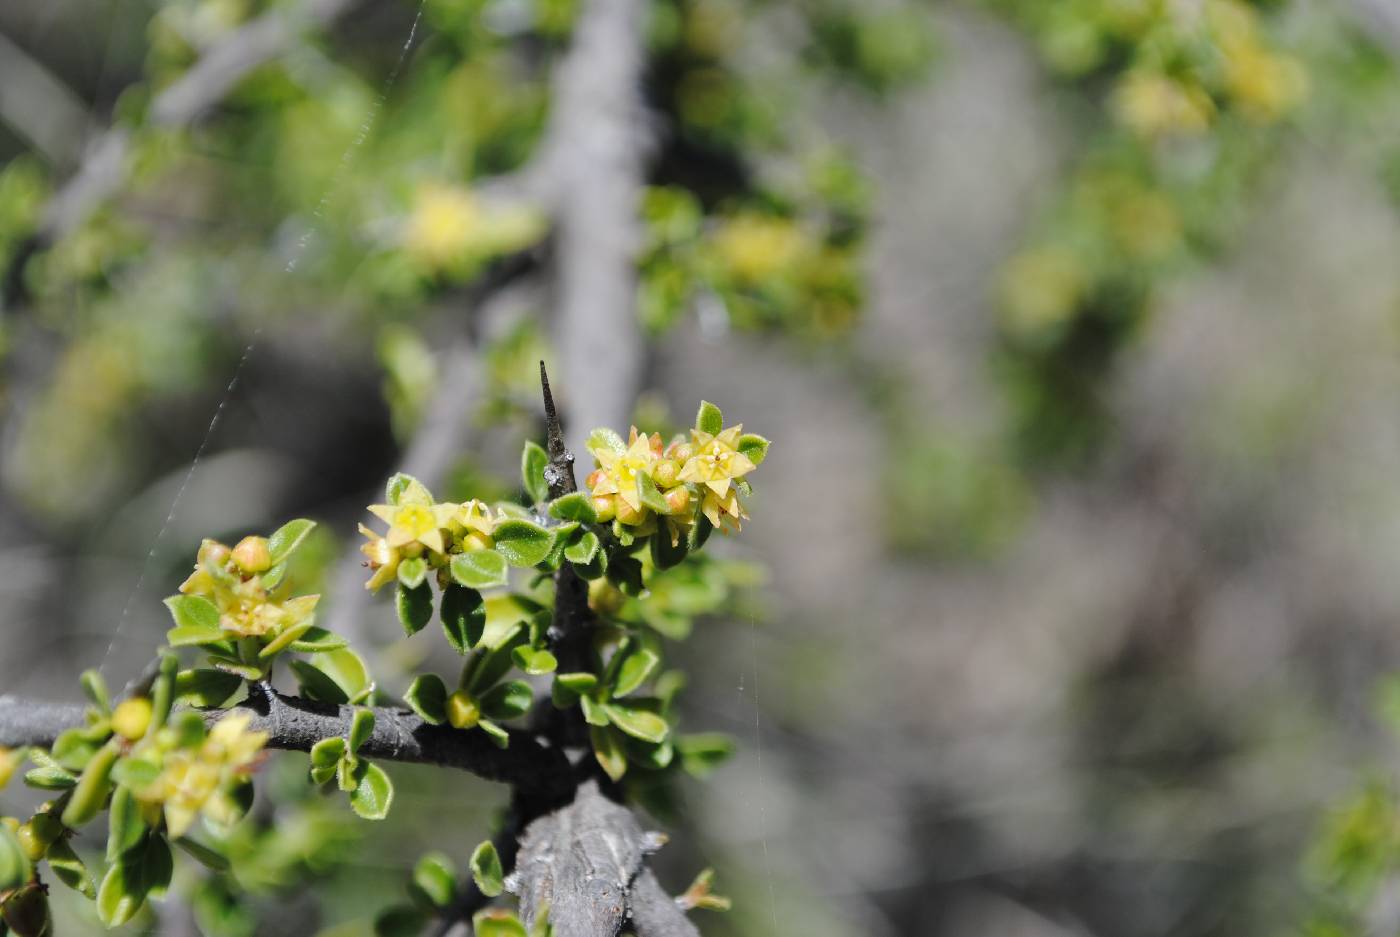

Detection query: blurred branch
(0, 689), (576, 799)
(626, 869), (700, 937)
(540, 0), (649, 452)
(0, 31), (94, 170)
(1, 0), (365, 312)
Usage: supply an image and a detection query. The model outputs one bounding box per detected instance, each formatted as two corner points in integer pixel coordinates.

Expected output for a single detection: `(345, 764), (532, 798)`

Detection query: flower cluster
(586, 405), (766, 541)
(130, 714), (267, 838)
(359, 478), (498, 592)
(178, 536), (319, 639)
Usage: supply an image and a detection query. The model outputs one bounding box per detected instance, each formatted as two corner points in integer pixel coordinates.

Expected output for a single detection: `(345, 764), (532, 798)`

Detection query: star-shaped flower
(678, 425), (755, 497)
(140, 713), (267, 838)
(589, 428), (663, 514)
(365, 500), (457, 556)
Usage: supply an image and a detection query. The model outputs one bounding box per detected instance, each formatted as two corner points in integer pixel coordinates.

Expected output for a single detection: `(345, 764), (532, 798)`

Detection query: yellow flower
(405, 183), (481, 270)
(365, 501), (457, 556)
(359, 524), (401, 592)
(701, 486), (749, 533)
(0, 748), (21, 790)
(178, 538), (319, 637)
(678, 426), (755, 498)
(589, 428), (663, 515)
(1112, 69), (1214, 138)
(451, 499), (497, 539)
(140, 714), (266, 838)
(712, 214), (806, 284)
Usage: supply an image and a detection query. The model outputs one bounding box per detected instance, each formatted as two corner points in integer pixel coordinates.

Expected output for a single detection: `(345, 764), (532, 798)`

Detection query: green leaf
(650, 527), (688, 571)
(268, 518), (317, 565)
(464, 625), (530, 694)
(112, 757), (161, 791)
(470, 840), (504, 898)
(259, 620), (314, 658)
(61, 740), (119, 828)
(310, 737), (346, 771)
(164, 593), (221, 631)
(522, 441), (550, 504)
(46, 837), (95, 898)
(587, 427), (626, 455)
(396, 555), (429, 590)
(696, 400), (724, 435)
(591, 725), (628, 782)
(636, 472), (670, 515)
(292, 648), (374, 705)
(106, 785), (148, 861)
(493, 520), (554, 567)
(477, 719), (510, 749)
(350, 762), (394, 820)
(512, 646), (558, 676)
(79, 670), (111, 713)
(450, 550), (509, 589)
(0, 824), (31, 892)
(564, 531), (601, 566)
(624, 734), (674, 771)
(396, 581), (434, 636)
(441, 585), (486, 654)
(474, 909), (529, 937)
(287, 626), (348, 654)
(24, 749), (76, 790)
(387, 473), (433, 506)
(612, 647), (660, 698)
(51, 728), (104, 772)
(173, 836), (230, 872)
(97, 834), (172, 927)
(413, 852), (458, 908)
(404, 673), (449, 725)
(479, 680), (534, 721)
(580, 695), (610, 727)
(601, 703), (670, 744)
(678, 732), (736, 777)
(549, 492), (597, 523)
(349, 708), (375, 754)
(551, 672), (598, 708)
(737, 433), (770, 465)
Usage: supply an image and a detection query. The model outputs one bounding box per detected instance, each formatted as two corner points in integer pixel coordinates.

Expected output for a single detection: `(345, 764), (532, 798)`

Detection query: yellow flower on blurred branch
(712, 214), (806, 284)
(138, 714), (266, 838)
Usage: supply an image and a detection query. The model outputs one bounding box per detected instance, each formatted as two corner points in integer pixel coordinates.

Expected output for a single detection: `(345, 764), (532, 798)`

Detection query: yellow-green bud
(615, 498), (646, 526)
(198, 539), (232, 567)
(462, 531), (493, 552)
(664, 486), (690, 514)
(0, 749), (17, 790)
(14, 825), (45, 863)
(592, 496), (617, 523)
(111, 698), (153, 741)
(231, 536), (272, 574)
(652, 460), (680, 489)
(446, 691), (480, 730)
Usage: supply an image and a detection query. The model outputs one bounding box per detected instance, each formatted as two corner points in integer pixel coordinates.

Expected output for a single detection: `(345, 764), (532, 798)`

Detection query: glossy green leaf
(46, 837), (95, 898)
(404, 673), (449, 725)
(292, 648), (373, 705)
(450, 549), (509, 589)
(106, 785), (148, 861)
(493, 520), (553, 567)
(678, 732), (737, 777)
(580, 695), (610, 727)
(268, 518), (317, 565)
(174, 669), (247, 710)
(511, 646), (558, 676)
(650, 527), (688, 571)
(350, 761), (394, 820)
(396, 580), (433, 636)
(164, 593), (221, 632)
(696, 400), (724, 435)
(591, 725), (628, 782)
(564, 531), (601, 566)
(61, 740), (119, 828)
(479, 680), (534, 720)
(349, 708), (375, 754)
(737, 433), (770, 465)
(612, 647), (660, 698)
(601, 703), (669, 744)
(386, 473), (433, 506)
(477, 718), (510, 749)
(588, 427), (626, 455)
(310, 737), (346, 770)
(549, 492), (597, 523)
(522, 440), (550, 504)
(636, 471), (670, 515)
(174, 836), (230, 872)
(287, 626), (348, 654)
(97, 834), (171, 927)
(441, 585), (486, 653)
(463, 624), (529, 694)
(545, 522), (580, 568)
(51, 727), (104, 772)
(259, 620), (314, 658)
(470, 840), (504, 898)
(79, 669), (111, 713)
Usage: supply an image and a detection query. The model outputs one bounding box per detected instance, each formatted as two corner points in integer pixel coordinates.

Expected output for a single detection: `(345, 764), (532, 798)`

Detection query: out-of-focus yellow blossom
(1112, 69), (1214, 138)
(365, 500), (457, 556)
(179, 538), (321, 638)
(0, 748), (21, 790)
(678, 426), (755, 497)
(999, 246), (1086, 337)
(137, 714), (266, 838)
(588, 429), (663, 517)
(1221, 44), (1305, 123)
(405, 183), (482, 270)
(712, 214), (806, 284)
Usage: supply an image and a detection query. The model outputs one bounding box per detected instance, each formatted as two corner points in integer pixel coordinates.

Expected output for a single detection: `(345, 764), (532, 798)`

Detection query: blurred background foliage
(8, 0), (1400, 934)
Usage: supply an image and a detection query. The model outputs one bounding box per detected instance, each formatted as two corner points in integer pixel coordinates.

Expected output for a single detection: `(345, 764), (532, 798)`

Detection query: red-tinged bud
(664, 486), (691, 514)
(616, 498), (647, 526)
(198, 539), (231, 567)
(586, 468), (606, 489)
(668, 443), (694, 462)
(231, 536), (271, 574)
(652, 460), (680, 488)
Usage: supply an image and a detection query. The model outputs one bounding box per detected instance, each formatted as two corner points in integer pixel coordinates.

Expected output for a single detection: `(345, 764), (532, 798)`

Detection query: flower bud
(198, 539), (231, 567)
(14, 824), (46, 862)
(462, 532), (493, 552)
(446, 691), (480, 730)
(615, 498), (647, 526)
(111, 698), (153, 741)
(592, 495), (617, 523)
(667, 442), (694, 462)
(664, 486), (691, 514)
(652, 460), (680, 489)
(231, 536), (272, 574)
(586, 468), (606, 490)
